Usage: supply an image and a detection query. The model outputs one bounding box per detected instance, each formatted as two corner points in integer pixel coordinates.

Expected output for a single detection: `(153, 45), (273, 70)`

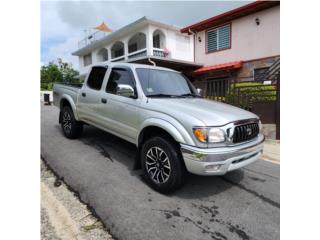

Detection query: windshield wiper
(179, 93), (202, 98)
(146, 94), (183, 98)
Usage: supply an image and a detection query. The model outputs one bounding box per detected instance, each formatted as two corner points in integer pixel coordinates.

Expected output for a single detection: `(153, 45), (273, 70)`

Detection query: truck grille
(233, 123), (259, 143)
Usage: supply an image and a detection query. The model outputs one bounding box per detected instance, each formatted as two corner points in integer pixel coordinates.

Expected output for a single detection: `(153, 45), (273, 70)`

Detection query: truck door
(77, 66), (108, 125)
(98, 66), (140, 142)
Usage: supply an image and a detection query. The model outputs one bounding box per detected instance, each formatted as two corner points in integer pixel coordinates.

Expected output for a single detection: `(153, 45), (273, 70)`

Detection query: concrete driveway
(41, 105), (280, 240)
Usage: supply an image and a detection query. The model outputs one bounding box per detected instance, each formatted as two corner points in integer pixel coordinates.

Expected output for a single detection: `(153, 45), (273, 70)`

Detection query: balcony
(79, 28), (175, 74)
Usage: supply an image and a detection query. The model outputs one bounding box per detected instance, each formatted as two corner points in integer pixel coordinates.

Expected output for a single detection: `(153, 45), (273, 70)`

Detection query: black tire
(141, 136), (185, 193)
(60, 106), (83, 139)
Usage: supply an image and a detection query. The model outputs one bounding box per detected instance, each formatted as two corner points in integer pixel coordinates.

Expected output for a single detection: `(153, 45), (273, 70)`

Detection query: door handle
(82, 92), (86, 97)
(101, 98), (107, 104)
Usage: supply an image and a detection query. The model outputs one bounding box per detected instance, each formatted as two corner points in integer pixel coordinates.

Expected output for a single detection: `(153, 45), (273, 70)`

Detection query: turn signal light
(193, 128), (207, 142)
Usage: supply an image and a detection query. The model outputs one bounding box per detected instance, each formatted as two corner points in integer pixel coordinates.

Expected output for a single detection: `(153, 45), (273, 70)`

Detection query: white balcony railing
(128, 48), (147, 59)
(152, 48), (169, 58)
(110, 55), (125, 62)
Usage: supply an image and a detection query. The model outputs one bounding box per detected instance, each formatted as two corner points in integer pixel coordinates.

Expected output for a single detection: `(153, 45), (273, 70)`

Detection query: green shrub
(40, 59), (80, 91)
(225, 82), (276, 109)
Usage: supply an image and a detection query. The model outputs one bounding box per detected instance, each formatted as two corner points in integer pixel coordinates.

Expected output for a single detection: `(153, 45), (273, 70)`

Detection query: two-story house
(181, 1), (280, 95)
(181, 1), (280, 139)
(72, 17), (201, 80)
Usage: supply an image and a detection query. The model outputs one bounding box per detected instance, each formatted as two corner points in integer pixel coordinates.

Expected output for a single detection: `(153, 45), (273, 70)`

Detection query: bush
(40, 59), (80, 91)
(225, 82), (276, 109)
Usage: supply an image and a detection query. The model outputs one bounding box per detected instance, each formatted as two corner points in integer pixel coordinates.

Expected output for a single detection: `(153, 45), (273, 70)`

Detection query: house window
(254, 67), (269, 82)
(207, 24), (231, 53)
(128, 43), (138, 53)
(83, 53), (92, 67)
(153, 34), (160, 48)
(114, 48), (124, 58)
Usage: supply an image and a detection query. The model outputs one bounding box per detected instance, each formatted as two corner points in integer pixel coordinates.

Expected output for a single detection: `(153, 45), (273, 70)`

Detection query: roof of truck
(92, 62), (179, 72)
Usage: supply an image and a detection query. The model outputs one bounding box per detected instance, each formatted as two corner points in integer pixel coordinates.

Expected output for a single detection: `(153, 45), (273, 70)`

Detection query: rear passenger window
(87, 66), (107, 90)
(106, 68), (135, 95)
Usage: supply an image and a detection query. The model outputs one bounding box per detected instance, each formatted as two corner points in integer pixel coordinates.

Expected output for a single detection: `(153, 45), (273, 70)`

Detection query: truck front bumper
(180, 134), (265, 176)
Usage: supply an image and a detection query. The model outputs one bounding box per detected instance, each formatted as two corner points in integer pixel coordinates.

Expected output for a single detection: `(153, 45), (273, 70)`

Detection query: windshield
(136, 68), (200, 98)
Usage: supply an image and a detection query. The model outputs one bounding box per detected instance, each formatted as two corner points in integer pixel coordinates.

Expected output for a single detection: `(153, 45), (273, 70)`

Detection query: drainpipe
(188, 28), (196, 63)
(148, 57), (156, 66)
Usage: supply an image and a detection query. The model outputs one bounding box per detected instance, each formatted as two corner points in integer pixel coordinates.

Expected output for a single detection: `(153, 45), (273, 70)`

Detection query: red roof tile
(193, 61), (242, 74)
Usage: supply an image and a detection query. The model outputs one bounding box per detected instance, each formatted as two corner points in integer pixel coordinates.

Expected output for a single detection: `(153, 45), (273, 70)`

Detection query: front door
(98, 67), (140, 142)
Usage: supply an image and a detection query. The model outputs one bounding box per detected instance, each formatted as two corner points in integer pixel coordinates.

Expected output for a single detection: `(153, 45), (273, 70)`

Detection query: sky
(41, 1), (251, 70)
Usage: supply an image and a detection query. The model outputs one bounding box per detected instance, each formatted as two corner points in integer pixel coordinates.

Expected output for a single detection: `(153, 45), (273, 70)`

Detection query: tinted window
(106, 68), (135, 95)
(136, 68), (197, 96)
(87, 66), (107, 90)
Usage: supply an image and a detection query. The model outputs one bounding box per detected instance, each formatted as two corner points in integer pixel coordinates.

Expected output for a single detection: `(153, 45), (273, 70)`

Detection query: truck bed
(53, 83), (82, 108)
(55, 82), (83, 88)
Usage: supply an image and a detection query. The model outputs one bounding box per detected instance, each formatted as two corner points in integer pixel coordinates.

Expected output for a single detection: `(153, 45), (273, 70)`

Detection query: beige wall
(195, 6), (280, 65)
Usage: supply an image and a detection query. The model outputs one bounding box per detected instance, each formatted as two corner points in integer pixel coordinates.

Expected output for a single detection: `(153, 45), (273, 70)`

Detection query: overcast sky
(41, 1), (251, 69)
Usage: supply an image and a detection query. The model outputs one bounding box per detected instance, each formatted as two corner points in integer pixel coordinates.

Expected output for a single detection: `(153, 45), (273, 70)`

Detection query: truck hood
(147, 98), (258, 126)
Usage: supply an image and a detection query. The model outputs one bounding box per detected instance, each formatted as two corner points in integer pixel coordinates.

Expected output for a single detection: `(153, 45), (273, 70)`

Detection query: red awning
(193, 61), (242, 74)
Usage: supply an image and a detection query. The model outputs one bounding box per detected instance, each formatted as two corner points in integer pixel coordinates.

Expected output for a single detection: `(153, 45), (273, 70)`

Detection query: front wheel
(60, 106), (83, 139)
(141, 136), (185, 193)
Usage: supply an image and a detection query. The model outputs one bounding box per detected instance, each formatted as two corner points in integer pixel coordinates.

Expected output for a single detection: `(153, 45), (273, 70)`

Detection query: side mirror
(196, 88), (203, 96)
(116, 84), (136, 98)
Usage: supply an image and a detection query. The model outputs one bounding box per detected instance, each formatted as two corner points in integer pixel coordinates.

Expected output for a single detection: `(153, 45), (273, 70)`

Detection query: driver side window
(106, 68), (136, 98)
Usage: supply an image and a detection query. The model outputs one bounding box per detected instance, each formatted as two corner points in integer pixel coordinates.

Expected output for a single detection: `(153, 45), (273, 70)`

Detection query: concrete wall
(195, 6), (280, 65)
(77, 23), (194, 76)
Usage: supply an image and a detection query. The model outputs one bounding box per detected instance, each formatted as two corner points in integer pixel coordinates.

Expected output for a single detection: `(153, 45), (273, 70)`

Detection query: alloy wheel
(62, 111), (72, 134)
(145, 147), (171, 184)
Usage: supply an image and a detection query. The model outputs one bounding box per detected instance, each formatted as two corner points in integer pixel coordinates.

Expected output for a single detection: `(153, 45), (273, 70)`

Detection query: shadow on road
(55, 124), (244, 198)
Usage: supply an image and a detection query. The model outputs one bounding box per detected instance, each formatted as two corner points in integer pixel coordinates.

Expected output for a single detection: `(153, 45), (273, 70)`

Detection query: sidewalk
(41, 160), (113, 240)
(262, 139), (280, 164)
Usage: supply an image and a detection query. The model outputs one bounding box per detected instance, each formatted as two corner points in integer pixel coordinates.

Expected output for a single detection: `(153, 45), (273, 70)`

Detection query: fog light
(205, 164), (221, 171)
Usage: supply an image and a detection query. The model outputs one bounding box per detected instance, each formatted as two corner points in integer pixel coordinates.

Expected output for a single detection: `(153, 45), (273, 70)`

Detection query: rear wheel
(141, 136), (185, 193)
(61, 106), (83, 139)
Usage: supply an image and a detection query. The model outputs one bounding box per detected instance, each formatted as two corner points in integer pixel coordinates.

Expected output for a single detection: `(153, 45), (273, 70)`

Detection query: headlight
(193, 127), (225, 143)
(208, 128), (225, 143)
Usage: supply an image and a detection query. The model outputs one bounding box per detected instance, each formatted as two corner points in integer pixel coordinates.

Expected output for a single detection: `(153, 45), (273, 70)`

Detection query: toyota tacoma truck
(53, 63), (264, 193)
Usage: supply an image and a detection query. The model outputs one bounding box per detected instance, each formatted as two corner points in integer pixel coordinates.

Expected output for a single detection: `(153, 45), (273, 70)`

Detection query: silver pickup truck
(53, 63), (264, 192)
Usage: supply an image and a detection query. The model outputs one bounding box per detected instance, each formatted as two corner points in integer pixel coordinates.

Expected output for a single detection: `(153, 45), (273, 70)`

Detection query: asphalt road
(41, 105), (280, 240)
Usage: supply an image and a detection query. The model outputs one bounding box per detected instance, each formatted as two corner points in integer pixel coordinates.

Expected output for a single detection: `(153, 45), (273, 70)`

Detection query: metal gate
(203, 77), (231, 101)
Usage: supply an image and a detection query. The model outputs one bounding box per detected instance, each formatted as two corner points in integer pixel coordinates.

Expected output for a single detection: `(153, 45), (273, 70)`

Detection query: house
(181, 1), (280, 91)
(72, 17), (202, 80)
(181, 1), (280, 139)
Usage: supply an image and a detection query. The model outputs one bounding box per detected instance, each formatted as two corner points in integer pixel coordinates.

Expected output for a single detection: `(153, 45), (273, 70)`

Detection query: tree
(40, 59), (80, 90)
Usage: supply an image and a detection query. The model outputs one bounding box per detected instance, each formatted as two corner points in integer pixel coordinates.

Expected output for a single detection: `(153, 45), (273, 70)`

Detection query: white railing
(110, 55), (125, 62)
(152, 48), (169, 58)
(78, 31), (108, 49)
(128, 48), (147, 59)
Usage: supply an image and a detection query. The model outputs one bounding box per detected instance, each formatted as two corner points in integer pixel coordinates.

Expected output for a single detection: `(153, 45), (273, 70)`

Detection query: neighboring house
(181, 1), (280, 91)
(72, 17), (201, 80)
(181, 1), (280, 139)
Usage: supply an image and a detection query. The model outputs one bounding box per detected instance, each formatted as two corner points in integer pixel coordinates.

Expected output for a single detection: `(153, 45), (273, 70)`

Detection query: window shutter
(218, 24), (230, 50)
(207, 24), (230, 53)
(207, 29), (218, 52)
